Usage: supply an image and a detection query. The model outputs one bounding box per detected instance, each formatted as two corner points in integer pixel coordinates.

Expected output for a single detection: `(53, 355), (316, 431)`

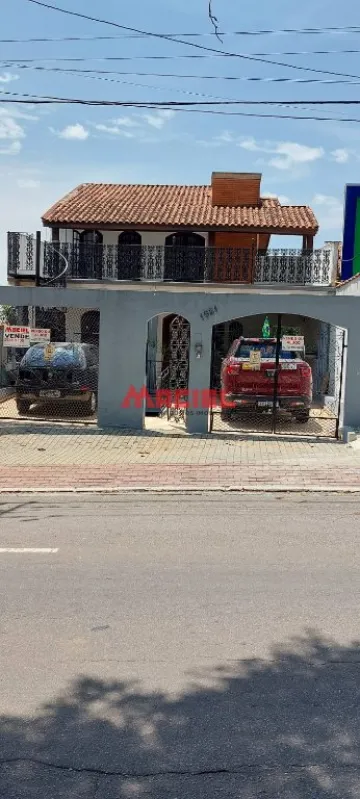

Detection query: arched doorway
(145, 313), (191, 422)
(164, 232), (205, 282)
(118, 231), (142, 280)
(81, 310), (100, 347)
(35, 308), (66, 342)
(74, 230), (103, 280)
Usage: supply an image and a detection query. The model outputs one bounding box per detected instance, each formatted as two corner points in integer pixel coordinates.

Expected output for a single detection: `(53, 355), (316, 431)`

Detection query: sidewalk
(1, 420), (360, 492)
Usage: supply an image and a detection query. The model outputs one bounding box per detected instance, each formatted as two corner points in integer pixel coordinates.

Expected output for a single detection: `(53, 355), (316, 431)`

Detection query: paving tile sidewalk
(1, 420), (360, 491)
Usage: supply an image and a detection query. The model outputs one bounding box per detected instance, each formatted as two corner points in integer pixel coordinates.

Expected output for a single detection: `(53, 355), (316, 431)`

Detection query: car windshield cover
(234, 343), (298, 360)
(21, 343), (86, 369)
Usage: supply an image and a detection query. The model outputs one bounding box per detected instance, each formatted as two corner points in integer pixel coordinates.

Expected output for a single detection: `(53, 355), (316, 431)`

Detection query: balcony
(7, 233), (337, 287)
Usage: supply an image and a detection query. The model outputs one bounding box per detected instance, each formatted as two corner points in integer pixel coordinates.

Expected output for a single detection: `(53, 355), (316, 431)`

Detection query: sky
(1, 0), (359, 282)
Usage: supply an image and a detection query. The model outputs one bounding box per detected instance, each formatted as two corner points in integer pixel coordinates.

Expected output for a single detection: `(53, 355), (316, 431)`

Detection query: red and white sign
(282, 335), (305, 351)
(3, 326), (30, 348)
(30, 328), (51, 344)
(2, 326), (51, 348)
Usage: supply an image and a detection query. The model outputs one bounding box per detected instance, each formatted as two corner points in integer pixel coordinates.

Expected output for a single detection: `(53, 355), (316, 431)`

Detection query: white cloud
(52, 123), (89, 141)
(112, 116), (140, 128)
(331, 148), (350, 164)
(239, 137), (261, 152)
(94, 123), (134, 139)
(0, 115), (25, 141)
(262, 192), (290, 204)
(312, 194), (344, 231)
(216, 131), (234, 144)
(17, 178), (40, 188)
(0, 112), (24, 155)
(142, 109), (175, 129)
(0, 72), (19, 83)
(0, 140), (22, 155)
(268, 142), (324, 170)
(237, 137), (324, 171)
(0, 107), (38, 122)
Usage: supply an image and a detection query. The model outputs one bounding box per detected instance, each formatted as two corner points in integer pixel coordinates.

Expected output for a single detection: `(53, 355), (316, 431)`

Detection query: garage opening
(210, 313), (346, 438)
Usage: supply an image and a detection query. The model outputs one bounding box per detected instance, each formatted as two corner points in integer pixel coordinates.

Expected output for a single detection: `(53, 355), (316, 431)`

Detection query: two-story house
(7, 171), (341, 421)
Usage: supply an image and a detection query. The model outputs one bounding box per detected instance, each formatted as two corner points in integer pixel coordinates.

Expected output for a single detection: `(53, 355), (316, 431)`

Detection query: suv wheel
(83, 391), (97, 416)
(221, 408), (234, 422)
(16, 399), (31, 415)
(295, 410), (310, 424)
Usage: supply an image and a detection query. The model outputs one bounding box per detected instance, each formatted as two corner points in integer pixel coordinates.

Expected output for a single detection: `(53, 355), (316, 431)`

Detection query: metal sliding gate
(210, 314), (346, 439)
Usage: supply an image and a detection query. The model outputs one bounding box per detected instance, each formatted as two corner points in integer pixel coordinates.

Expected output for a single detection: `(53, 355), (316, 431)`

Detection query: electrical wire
(0, 63), (236, 104)
(4, 35), (360, 57)
(6, 62), (360, 86)
(0, 98), (360, 123)
(5, 54), (360, 83)
(4, 25), (360, 41)
(2, 90), (360, 124)
(3, 65), (352, 122)
(4, 90), (360, 106)
(23, 0), (360, 81)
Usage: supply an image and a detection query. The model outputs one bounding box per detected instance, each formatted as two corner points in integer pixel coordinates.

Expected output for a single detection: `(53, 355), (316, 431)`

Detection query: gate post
(341, 330), (360, 433)
(186, 326), (212, 435)
(97, 298), (146, 429)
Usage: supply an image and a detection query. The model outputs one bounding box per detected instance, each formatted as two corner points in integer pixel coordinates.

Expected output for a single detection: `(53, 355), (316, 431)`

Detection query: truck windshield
(234, 343), (300, 360)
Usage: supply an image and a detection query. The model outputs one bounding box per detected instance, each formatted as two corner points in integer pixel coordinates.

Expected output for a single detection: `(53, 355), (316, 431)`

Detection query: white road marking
(0, 548), (58, 554)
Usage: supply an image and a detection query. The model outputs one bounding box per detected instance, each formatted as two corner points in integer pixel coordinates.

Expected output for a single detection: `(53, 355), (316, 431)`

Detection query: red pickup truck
(220, 337), (313, 423)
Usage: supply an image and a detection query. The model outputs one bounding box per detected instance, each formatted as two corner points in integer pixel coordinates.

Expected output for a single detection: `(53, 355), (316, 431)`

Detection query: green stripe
(353, 198), (360, 276)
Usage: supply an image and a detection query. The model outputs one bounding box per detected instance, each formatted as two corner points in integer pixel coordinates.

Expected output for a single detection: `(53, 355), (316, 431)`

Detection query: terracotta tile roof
(42, 183), (319, 234)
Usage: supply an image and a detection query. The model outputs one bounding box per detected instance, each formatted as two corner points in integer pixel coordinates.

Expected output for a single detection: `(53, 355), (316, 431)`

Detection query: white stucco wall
(337, 276), (360, 295)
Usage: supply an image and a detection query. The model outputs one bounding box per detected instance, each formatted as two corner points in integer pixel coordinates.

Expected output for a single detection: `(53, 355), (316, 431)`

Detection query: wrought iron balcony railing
(7, 233), (336, 286)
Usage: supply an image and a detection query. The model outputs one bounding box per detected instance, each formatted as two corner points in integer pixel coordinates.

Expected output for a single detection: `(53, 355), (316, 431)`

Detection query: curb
(1, 485), (360, 494)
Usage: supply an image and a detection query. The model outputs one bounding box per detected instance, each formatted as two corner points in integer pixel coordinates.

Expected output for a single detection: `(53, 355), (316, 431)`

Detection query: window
(118, 231), (142, 280)
(234, 342), (299, 360)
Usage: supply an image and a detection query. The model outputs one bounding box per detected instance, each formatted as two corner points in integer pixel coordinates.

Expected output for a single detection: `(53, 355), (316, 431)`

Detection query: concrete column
(97, 299), (146, 429)
(342, 331), (360, 431)
(186, 325), (212, 434)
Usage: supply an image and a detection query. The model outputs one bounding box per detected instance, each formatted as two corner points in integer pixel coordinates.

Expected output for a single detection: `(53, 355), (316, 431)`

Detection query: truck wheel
(16, 399), (31, 415)
(295, 410), (310, 423)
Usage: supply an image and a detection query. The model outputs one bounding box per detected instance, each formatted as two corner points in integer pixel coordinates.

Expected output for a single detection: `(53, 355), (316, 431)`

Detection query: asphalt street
(1, 492), (360, 797)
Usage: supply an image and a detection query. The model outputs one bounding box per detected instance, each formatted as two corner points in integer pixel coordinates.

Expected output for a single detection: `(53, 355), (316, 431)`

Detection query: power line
(5, 47), (360, 57)
(4, 64), (352, 122)
(3, 90), (360, 106)
(4, 26), (360, 41)
(0, 63), (234, 103)
(2, 95), (360, 121)
(1, 89), (360, 120)
(23, 0), (360, 81)
(5, 54), (360, 82)
(6, 62), (360, 86)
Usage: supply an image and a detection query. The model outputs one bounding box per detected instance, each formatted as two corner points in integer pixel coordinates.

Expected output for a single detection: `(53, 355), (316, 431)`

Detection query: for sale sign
(249, 349), (262, 370)
(282, 335), (305, 352)
(3, 326), (30, 348)
(30, 328), (51, 344)
(2, 326), (51, 347)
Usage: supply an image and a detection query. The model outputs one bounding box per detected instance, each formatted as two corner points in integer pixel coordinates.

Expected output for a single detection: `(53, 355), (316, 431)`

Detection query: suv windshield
(234, 342), (300, 360)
